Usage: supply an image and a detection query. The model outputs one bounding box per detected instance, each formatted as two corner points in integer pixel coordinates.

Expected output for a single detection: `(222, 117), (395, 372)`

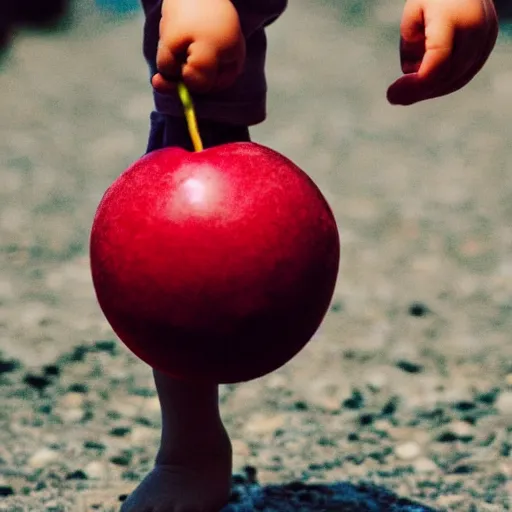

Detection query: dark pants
(146, 111), (252, 154)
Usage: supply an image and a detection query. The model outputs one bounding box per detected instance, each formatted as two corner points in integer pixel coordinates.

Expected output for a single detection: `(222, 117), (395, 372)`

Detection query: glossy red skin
(90, 142), (340, 383)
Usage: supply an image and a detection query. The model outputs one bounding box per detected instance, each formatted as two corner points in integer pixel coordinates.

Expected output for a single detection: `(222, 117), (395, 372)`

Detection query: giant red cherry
(90, 142), (340, 383)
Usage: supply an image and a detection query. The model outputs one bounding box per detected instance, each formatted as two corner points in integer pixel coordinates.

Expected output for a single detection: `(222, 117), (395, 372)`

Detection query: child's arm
(152, 0), (245, 94)
(387, 0), (499, 105)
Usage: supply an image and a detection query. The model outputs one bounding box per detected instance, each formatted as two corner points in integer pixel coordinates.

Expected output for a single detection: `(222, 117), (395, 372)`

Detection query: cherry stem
(177, 82), (204, 152)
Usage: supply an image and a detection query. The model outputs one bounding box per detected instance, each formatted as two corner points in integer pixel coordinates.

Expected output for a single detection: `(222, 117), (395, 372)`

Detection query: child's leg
(121, 371), (232, 512)
(120, 113), (249, 512)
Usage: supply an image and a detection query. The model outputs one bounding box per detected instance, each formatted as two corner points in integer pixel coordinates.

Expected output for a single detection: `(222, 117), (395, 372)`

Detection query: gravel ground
(1, 1), (511, 511)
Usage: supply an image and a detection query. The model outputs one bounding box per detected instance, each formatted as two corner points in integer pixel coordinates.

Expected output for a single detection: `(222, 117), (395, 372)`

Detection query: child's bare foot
(120, 371), (232, 512)
(120, 436), (232, 512)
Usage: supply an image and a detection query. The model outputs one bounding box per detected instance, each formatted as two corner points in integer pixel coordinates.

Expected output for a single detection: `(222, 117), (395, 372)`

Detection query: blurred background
(1, 1), (511, 510)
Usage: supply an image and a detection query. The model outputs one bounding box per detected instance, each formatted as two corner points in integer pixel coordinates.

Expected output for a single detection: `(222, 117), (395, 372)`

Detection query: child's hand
(152, 0), (246, 94)
(387, 0), (498, 105)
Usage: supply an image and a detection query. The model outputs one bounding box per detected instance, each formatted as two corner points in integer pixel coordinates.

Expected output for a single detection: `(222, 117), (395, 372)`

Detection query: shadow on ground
(222, 477), (438, 512)
(116, 475), (440, 512)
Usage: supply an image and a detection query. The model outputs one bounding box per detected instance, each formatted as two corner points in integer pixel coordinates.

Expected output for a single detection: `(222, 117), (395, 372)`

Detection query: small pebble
(372, 419), (391, 431)
(476, 387), (500, 405)
(449, 420), (474, 437)
(394, 441), (421, 460)
(413, 457), (438, 473)
(68, 383), (89, 394)
(93, 340), (117, 354)
(436, 431), (459, 443)
(110, 451), (133, 466)
(395, 360), (424, 374)
(436, 421), (474, 443)
(130, 426), (155, 444)
(39, 404), (52, 415)
(59, 392), (85, 408)
(452, 400), (476, 412)
(293, 400), (308, 411)
(359, 412), (375, 425)
(43, 365), (60, 377)
(314, 396), (341, 412)
(66, 470), (88, 480)
(408, 301), (430, 317)
(107, 410), (122, 420)
(23, 374), (52, 391)
(29, 448), (59, 468)
(0, 358), (21, 374)
(451, 464), (476, 474)
(495, 391), (512, 415)
(60, 408), (84, 423)
(84, 440), (106, 451)
(0, 485), (14, 497)
(342, 389), (365, 410)
(84, 461), (109, 480)
(245, 414), (285, 435)
(381, 396), (399, 416)
(109, 426), (132, 438)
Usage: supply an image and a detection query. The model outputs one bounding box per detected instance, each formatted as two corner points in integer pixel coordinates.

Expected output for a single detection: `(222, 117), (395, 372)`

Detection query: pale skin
(120, 0), (498, 511)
